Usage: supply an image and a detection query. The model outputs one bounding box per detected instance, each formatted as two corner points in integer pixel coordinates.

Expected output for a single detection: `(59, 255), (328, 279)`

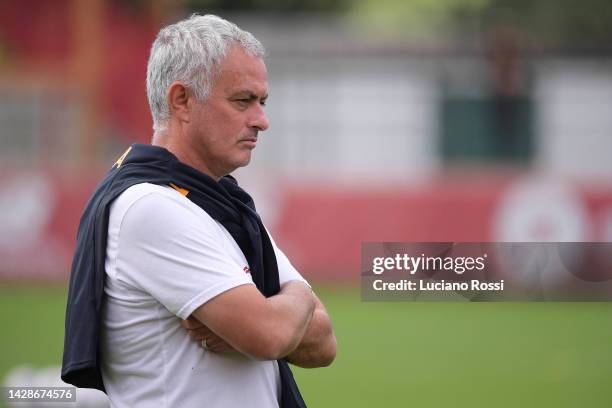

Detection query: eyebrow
(230, 90), (268, 100)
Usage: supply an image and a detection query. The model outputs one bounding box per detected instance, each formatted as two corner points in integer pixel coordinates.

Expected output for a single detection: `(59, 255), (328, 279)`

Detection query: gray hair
(146, 14), (265, 132)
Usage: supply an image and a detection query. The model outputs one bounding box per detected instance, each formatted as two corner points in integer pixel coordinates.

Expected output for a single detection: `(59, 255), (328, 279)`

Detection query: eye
(233, 99), (249, 108)
(260, 100), (267, 107)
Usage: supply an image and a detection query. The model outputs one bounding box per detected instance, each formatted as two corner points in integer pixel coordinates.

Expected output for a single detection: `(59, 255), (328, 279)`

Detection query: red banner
(0, 170), (610, 282)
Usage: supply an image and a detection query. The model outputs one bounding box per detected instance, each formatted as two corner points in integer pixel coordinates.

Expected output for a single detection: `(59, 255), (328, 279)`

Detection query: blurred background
(0, 0), (611, 407)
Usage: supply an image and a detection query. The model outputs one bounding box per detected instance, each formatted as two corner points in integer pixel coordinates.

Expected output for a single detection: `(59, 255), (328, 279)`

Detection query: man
(62, 14), (336, 408)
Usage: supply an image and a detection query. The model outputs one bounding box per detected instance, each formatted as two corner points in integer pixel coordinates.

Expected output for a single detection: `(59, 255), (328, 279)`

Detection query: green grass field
(1, 285), (611, 407)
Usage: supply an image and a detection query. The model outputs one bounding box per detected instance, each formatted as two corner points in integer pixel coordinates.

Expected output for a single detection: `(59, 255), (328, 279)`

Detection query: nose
(248, 104), (269, 131)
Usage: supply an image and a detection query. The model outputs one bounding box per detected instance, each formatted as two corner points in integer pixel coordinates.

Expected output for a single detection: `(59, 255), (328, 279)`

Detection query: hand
(286, 293), (336, 368)
(182, 316), (237, 354)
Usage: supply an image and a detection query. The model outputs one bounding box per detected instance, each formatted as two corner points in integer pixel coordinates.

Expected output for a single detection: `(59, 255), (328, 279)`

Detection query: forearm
(191, 281), (316, 361)
(263, 280), (316, 358)
(286, 296), (337, 368)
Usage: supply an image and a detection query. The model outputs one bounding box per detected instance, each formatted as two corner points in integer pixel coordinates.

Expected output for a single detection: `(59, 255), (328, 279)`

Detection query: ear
(167, 81), (193, 123)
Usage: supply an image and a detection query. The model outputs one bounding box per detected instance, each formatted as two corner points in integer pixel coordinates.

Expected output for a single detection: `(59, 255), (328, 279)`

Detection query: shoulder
(112, 182), (186, 214)
(109, 182), (218, 239)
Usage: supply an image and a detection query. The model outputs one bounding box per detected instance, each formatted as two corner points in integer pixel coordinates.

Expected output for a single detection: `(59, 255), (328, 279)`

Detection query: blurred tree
(348, 0), (489, 40)
(111, 0), (612, 47)
(484, 0), (612, 48)
(346, 0), (612, 48)
(185, 0), (351, 12)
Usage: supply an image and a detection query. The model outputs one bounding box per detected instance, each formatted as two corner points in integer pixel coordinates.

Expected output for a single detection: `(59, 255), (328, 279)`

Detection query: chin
(237, 160), (252, 169)
(235, 152), (253, 168)
(224, 159), (251, 176)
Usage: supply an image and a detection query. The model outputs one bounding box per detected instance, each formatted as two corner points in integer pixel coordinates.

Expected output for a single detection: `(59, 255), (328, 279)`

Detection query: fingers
(187, 325), (214, 341)
(183, 318), (217, 342)
(181, 317), (237, 354)
(181, 316), (204, 330)
(204, 336), (236, 354)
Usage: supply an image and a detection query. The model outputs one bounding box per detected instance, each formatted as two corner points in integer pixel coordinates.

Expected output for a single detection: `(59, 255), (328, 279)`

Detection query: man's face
(186, 45), (269, 179)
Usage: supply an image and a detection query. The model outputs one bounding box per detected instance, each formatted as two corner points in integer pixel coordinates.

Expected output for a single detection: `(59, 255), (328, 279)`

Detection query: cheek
(191, 103), (246, 146)
(214, 112), (248, 143)
(189, 106), (211, 134)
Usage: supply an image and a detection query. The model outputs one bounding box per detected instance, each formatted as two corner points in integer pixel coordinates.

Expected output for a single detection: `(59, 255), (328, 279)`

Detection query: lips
(239, 136), (257, 148)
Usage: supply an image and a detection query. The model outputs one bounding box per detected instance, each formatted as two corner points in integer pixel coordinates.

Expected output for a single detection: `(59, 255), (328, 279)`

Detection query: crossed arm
(185, 280), (337, 368)
(285, 293), (336, 367)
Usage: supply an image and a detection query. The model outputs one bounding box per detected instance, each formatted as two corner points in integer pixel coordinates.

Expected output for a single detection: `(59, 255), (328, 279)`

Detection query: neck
(151, 130), (222, 182)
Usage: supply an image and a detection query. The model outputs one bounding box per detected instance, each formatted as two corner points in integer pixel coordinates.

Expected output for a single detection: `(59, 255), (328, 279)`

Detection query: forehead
(213, 46), (268, 96)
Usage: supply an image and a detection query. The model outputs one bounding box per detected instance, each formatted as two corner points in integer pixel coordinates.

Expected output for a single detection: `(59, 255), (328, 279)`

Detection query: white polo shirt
(100, 183), (307, 408)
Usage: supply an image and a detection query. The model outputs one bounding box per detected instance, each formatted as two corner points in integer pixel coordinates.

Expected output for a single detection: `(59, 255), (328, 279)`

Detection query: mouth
(239, 137), (257, 148)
